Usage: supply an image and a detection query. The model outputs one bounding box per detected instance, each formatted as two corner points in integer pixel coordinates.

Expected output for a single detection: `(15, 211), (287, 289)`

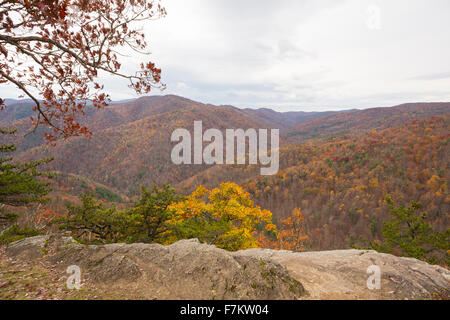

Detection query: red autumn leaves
(0, 0), (166, 142)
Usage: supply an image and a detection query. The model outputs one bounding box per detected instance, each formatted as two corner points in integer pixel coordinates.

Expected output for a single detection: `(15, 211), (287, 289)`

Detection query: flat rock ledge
(5, 235), (449, 300)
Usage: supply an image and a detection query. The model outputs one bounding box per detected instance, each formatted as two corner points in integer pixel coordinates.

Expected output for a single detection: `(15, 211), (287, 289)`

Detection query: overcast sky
(2, 0), (450, 111)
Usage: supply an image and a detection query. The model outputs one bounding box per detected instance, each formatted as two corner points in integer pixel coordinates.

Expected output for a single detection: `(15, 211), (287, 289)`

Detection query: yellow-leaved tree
(168, 182), (276, 251)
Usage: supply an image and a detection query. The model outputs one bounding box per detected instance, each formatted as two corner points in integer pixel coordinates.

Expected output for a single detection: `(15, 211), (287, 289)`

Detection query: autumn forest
(0, 0), (449, 290)
(1, 96), (448, 266)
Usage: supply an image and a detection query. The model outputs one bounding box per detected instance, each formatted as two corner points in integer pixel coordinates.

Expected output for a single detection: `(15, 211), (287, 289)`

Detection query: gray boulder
(6, 235), (49, 260)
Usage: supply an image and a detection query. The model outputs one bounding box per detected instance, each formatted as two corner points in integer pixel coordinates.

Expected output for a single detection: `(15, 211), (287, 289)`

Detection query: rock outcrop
(237, 248), (450, 299)
(4, 235), (449, 300)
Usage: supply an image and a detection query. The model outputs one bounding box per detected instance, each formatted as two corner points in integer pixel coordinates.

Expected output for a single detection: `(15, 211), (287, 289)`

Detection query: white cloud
(2, 0), (450, 111)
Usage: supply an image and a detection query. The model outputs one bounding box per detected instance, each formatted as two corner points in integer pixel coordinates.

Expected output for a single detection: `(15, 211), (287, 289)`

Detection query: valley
(1, 96), (449, 256)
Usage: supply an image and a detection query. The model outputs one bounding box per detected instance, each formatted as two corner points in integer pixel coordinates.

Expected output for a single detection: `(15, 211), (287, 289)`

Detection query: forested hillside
(0, 95), (331, 195)
(246, 115), (449, 250)
(173, 113), (449, 251)
(1, 96), (448, 257)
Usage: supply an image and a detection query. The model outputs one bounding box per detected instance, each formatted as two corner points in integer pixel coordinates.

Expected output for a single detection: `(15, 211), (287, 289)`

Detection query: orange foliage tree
(277, 208), (310, 251)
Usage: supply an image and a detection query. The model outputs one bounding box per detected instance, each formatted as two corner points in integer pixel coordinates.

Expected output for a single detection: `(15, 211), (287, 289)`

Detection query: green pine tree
(0, 128), (53, 224)
(54, 184), (181, 244)
(126, 184), (181, 243)
(371, 195), (449, 265)
(55, 194), (126, 243)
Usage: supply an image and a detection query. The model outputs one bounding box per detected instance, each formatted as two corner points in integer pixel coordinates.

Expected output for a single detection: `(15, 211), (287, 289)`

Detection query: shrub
(168, 183), (276, 251)
(55, 183), (276, 251)
(0, 224), (43, 244)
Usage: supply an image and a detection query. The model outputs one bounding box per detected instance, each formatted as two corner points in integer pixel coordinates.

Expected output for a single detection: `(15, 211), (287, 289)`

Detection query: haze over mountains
(1, 95), (449, 251)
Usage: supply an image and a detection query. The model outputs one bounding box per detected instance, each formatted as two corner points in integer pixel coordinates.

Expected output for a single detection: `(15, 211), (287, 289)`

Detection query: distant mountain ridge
(1, 96), (449, 193)
(1, 95), (449, 253)
(287, 102), (450, 141)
